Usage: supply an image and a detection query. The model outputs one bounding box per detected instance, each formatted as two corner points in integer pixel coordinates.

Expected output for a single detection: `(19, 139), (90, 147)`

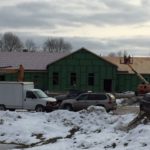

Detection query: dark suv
(59, 92), (117, 112)
(140, 93), (150, 113)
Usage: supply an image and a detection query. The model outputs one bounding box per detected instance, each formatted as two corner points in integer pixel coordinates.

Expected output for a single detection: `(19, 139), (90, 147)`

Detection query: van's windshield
(33, 90), (48, 98)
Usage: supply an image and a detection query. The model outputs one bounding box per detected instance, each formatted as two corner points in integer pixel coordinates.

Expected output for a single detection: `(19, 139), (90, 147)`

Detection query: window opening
(88, 73), (94, 86)
(70, 73), (76, 86)
(53, 72), (59, 85)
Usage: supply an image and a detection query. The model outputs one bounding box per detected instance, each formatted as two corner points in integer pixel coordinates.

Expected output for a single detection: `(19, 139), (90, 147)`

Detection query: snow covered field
(0, 106), (149, 150)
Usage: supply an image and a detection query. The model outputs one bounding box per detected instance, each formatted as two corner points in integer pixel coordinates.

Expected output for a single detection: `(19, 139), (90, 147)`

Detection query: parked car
(55, 89), (88, 105)
(59, 92), (117, 112)
(140, 93), (150, 113)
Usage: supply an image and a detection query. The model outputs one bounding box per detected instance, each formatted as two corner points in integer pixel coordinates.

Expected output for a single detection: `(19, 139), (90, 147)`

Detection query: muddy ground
(114, 105), (139, 115)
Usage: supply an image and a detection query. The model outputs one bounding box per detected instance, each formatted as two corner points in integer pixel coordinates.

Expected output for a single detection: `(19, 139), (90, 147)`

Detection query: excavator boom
(119, 55), (150, 130)
(120, 55), (150, 95)
(128, 64), (149, 84)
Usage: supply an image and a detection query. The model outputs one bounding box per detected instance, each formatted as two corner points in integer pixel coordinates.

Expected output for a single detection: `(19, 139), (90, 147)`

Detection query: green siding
(24, 72), (48, 90)
(4, 71), (48, 91)
(117, 73), (150, 92)
(47, 49), (117, 92)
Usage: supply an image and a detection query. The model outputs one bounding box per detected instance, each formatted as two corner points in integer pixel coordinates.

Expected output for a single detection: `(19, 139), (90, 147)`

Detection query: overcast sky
(0, 0), (150, 56)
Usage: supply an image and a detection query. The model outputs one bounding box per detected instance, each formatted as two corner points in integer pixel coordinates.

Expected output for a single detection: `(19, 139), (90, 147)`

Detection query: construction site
(0, 48), (150, 150)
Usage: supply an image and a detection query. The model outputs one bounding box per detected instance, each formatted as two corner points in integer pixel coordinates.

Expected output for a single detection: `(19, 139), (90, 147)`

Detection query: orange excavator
(0, 64), (24, 81)
(120, 56), (150, 130)
(120, 55), (150, 95)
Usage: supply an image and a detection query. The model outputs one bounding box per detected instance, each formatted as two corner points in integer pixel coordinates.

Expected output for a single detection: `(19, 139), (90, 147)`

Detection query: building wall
(116, 74), (139, 92)
(3, 71), (48, 91)
(117, 73), (150, 92)
(47, 49), (117, 92)
(24, 72), (48, 90)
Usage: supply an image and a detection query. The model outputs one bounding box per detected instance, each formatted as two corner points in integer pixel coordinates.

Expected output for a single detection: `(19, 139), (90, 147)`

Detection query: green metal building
(0, 48), (149, 93)
(47, 48), (117, 92)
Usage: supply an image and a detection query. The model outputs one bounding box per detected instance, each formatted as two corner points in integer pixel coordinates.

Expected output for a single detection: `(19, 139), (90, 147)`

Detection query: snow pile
(116, 98), (126, 106)
(0, 106), (150, 150)
(0, 111), (69, 145)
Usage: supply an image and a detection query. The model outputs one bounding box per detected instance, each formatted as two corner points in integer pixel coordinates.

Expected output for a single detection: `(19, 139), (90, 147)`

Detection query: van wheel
(35, 105), (44, 112)
(0, 105), (6, 111)
(63, 104), (73, 111)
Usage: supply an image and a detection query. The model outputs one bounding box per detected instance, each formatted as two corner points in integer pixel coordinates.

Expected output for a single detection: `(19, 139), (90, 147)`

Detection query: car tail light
(108, 97), (112, 104)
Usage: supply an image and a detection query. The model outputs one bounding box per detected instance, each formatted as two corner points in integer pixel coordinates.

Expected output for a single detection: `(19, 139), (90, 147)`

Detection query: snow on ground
(116, 98), (126, 106)
(0, 106), (150, 150)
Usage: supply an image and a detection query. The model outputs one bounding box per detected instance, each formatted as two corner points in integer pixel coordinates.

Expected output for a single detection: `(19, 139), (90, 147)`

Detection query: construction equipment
(117, 110), (149, 131)
(119, 55), (150, 131)
(0, 64), (24, 81)
(120, 55), (150, 95)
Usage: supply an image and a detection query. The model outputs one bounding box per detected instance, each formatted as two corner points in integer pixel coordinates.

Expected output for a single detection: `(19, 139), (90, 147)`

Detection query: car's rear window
(88, 94), (107, 100)
(77, 94), (88, 100)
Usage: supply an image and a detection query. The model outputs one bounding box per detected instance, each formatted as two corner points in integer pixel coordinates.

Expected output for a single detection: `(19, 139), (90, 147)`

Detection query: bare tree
(25, 39), (36, 52)
(108, 50), (124, 57)
(43, 38), (72, 52)
(108, 52), (117, 57)
(1, 32), (23, 52)
(117, 50), (123, 57)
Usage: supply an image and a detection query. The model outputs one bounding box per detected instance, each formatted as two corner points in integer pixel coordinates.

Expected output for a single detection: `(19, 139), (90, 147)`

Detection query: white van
(0, 82), (56, 112)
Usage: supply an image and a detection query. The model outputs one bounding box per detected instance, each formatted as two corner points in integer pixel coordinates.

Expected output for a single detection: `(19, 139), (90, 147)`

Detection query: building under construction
(0, 48), (149, 93)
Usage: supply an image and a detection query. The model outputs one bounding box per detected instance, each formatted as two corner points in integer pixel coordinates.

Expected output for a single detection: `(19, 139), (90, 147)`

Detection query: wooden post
(18, 64), (24, 81)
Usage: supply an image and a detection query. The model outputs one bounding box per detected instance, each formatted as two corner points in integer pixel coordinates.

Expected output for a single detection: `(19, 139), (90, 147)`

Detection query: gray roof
(0, 51), (69, 70)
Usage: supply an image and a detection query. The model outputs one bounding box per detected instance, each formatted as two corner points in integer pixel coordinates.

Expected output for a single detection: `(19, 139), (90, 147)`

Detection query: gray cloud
(66, 36), (150, 56)
(0, 0), (149, 30)
(0, 0), (150, 56)
(0, 2), (55, 28)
